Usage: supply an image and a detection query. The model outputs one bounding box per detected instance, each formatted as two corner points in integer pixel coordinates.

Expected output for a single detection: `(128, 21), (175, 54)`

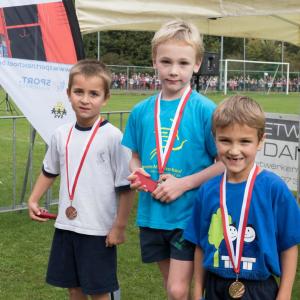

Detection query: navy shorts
(139, 227), (195, 263)
(46, 229), (119, 295)
(204, 271), (278, 300)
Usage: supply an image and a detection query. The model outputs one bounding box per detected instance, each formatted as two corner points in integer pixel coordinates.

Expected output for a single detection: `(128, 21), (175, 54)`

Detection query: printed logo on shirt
(150, 117), (188, 160)
(207, 208), (258, 271)
(96, 151), (106, 164)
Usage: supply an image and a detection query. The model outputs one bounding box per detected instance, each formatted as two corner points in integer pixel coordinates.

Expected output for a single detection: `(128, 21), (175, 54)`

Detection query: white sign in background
(256, 113), (299, 191)
(0, 57), (75, 144)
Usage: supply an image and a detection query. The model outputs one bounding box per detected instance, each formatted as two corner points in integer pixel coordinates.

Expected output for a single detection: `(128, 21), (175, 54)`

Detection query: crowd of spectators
(110, 72), (300, 92)
(111, 72), (161, 90)
(225, 75), (300, 92)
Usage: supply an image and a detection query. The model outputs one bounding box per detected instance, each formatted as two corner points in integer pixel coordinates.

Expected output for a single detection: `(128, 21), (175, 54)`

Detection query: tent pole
(97, 32), (100, 60)
(243, 38), (246, 91)
(219, 36), (224, 91)
(224, 59), (228, 95)
(281, 41), (284, 88)
(286, 63), (289, 95)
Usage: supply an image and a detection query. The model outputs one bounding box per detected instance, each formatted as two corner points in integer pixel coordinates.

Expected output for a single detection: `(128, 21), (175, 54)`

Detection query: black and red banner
(0, 0), (84, 144)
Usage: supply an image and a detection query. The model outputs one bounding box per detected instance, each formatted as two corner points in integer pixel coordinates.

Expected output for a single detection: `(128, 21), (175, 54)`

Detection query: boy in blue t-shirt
(184, 95), (300, 300)
(122, 20), (224, 299)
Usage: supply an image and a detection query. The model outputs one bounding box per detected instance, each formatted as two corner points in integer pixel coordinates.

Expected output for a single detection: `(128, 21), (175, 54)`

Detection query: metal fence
(106, 64), (300, 93)
(0, 111), (130, 213)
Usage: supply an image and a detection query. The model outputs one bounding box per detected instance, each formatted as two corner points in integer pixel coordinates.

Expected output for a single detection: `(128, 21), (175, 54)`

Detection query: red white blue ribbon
(154, 85), (191, 174)
(65, 117), (102, 200)
(220, 164), (259, 274)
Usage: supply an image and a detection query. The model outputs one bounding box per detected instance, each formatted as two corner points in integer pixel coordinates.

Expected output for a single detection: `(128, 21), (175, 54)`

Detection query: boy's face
(67, 74), (108, 127)
(153, 40), (200, 100)
(215, 123), (264, 183)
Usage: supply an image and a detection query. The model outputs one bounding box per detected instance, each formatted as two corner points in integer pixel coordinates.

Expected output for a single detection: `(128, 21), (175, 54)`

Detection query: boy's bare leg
(91, 293), (110, 300)
(68, 288), (110, 300)
(158, 259), (170, 289)
(167, 259), (193, 300)
(68, 287), (88, 300)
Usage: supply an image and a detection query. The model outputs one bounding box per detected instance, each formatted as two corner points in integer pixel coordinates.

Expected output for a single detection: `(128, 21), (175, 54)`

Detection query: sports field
(0, 90), (299, 299)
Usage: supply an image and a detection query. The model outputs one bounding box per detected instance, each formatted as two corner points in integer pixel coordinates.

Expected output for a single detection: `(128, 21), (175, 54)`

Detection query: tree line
(83, 31), (300, 72)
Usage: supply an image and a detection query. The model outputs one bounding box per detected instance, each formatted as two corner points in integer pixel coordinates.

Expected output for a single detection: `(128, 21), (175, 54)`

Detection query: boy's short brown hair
(68, 59), (111, 98)
(212, 95), (265, 140)
(151, 19), (204, 63)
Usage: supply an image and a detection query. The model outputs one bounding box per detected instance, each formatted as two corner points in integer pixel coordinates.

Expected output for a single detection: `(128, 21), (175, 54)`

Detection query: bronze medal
(228, 280), (245, 299)
(65, 206), (77, 220)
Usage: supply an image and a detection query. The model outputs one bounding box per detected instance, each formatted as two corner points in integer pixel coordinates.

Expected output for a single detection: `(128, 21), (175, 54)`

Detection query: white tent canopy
(75, 0), (300, 46)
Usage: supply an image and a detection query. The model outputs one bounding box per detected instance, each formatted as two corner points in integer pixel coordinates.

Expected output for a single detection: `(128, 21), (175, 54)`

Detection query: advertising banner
(0, 57), (75, 143)
(256, 113), (299, 192)
(0, 0), (84, 144)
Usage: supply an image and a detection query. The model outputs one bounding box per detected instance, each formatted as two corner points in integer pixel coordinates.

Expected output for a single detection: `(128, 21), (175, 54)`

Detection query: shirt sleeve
(110, 129), (131, 189)
(273, 178), (300, 252)
(121, 106), (138, 152)
(203, 101), (218, 159)
(43, 130), (60, 176)
(184, 187), (205, 246)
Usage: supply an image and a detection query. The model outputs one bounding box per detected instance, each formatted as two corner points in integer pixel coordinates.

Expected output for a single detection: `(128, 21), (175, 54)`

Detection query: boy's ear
(102, 93), (110, 106)
(193, 59), (202, 74)
(66, 88), (71, 99)
(257, 133), (266, 150)
(152, 59), (157, 69)
(152, 54), (157, 69)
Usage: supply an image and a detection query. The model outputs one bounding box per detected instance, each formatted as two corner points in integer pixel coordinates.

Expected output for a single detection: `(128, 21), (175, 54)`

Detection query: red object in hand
(39, 211), (57, 220)
(132, 170), (158, 193)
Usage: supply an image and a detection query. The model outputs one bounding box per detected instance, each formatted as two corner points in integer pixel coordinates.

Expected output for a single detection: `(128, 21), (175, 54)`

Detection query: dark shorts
(46, 229), (119, 295)
(139, 227), (195, 263)
(204, 271), (278, 300)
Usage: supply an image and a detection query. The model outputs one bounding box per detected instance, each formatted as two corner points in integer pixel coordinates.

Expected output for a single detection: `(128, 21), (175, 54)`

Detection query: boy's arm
(129, 151), (142, 173)
(28, 172), (56, 221)
(106, 189), (135, 247)
(128, 151), (151, 191)
(153, 160), (224, 202)
(194, 246), (206, 300)
(276, 245), (298, 300)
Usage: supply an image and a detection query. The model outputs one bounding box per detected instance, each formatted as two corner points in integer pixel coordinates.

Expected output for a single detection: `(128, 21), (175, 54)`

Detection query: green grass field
(0, 89), (299, 299)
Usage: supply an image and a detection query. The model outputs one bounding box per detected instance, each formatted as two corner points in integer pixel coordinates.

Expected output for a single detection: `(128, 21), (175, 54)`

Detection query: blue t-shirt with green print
(122, 90), (217, 230)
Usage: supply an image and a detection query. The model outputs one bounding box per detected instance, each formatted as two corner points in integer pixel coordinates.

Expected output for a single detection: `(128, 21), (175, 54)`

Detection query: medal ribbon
(65, 117), (102, 201)
(154, 85), (191, 174)
(220, 164), (259, 274)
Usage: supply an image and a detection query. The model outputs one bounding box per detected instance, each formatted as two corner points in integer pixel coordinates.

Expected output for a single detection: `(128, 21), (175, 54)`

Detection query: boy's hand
(28, 201), (48, 222)
(128, 168), (151, 192)
(105, 225), (126, 247)
(152, 174), (188, 203)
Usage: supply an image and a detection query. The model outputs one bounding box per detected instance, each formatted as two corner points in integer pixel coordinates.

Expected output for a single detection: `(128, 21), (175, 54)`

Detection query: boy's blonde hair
(68, 59), (111, 98)
(212, 95), (265, 140)
(151, 19), (204, 62)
